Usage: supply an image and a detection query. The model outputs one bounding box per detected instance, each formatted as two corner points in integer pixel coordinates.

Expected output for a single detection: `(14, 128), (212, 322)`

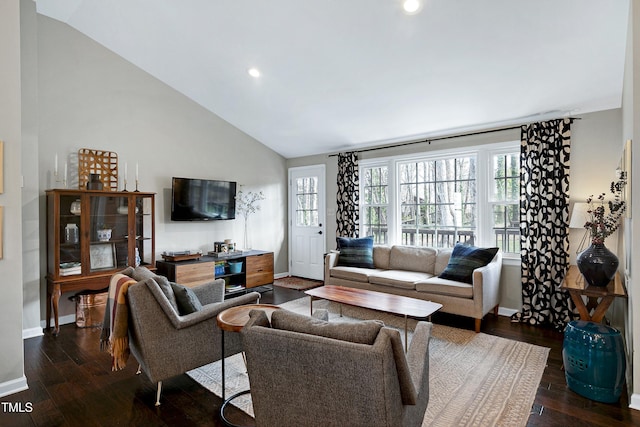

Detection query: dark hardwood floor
(2, 285), (639, 426)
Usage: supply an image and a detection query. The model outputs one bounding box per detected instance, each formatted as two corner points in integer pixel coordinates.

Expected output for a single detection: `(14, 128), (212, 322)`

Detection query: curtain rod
(328, 117), (580, 157)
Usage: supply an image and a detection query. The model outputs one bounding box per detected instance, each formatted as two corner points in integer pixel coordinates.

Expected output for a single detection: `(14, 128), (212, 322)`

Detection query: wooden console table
(561, 265), (627, 323)
(156, 250), (274, 295)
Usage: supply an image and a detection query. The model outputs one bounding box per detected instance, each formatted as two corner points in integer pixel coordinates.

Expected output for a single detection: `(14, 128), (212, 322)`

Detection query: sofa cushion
(434, 248), (453, 276)
(336, 236), (375, 268)
(415, 276), (474, 298)
(330, 266), (383, 282)
(368, 270), (434, 290)
(170, 282), (203, 315)
(389, 246), (437, 273)
(373, 245), (391, 269)
(271, 309), (383, 345)
(439, 243), (499, 284)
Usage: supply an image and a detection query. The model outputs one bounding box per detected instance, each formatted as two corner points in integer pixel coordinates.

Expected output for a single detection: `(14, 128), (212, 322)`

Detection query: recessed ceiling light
(403, 0), (422, 14)
(247, 68), (261, 78)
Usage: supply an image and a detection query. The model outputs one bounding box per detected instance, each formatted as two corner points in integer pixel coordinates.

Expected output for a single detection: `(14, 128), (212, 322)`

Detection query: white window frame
(360, 160), (396, 244)
(486, 147), (521, 257)
(359, 140), (520, 261)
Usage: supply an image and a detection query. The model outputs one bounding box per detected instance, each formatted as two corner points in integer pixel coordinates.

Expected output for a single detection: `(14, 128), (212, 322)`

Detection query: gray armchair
(124, 267), (260, 405)
(241, 309), (432, 427)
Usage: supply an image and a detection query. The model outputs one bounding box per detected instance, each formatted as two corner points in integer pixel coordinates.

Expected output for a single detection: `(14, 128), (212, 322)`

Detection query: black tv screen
(171, 177), (236, 221)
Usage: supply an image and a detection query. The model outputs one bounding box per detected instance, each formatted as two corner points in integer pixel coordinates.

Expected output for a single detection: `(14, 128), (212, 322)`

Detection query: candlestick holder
(53, 171), (66, 188)
(122, 179), (128, 192)
(134, 179), (140, 192)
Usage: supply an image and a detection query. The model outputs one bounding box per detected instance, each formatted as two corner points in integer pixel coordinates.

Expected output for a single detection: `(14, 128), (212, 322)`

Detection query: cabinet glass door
(88, 194), (129, 272)
(58, 195), (82, 276)
(135, 194), (154, 267)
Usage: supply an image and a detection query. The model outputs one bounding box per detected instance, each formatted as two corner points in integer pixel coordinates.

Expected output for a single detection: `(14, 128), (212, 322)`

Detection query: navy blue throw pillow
(438, 243), (499, 284)
(336, 236), (375, 268)
(170, 282), (203, 315)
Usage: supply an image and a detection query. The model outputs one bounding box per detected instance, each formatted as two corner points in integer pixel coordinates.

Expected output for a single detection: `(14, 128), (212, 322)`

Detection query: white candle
(54, 153), (58, 175)
(136, 162), (139, 180)
(64, 163), (67, 182)
(124, 162), (128, 181)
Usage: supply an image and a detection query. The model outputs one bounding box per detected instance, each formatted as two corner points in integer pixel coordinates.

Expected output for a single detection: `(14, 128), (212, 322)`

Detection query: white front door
(289, 165), (326, 280)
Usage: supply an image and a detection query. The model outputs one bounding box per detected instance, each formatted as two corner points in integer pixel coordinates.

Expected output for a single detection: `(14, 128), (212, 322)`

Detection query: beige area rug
(187, 297), (549, 427)
(272, 276), (323, 291)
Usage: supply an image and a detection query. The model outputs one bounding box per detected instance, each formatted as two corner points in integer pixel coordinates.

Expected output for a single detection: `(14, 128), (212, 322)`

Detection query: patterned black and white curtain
(512, 118), (575, 331)
(336, 152), (359, 239)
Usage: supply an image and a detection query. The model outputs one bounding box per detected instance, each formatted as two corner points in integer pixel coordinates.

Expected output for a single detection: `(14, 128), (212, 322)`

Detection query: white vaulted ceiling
(35, 0), (630, 158)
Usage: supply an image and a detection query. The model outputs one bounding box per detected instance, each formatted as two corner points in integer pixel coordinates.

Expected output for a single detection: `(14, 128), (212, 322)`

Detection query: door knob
(318, 231), (323, 235)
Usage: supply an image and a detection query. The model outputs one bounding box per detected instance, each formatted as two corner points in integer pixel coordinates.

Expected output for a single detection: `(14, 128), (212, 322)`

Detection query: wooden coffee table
(305, 285), (442, 351)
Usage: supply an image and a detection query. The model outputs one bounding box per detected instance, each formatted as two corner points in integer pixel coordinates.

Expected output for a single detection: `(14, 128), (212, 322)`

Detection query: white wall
(0, 0), (27, 397)
(21, 0), (42, 339)
(36, 16), (289, 325)
(622, 0), (640, 410)
(288, 109), (625, 314)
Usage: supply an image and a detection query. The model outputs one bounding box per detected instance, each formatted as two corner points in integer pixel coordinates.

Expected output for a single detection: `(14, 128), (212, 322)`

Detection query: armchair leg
(155, 381), (162, 406)
(493, 305), (499, 316)
(475, 318), (481, 333)
(136, 364), (142, 375)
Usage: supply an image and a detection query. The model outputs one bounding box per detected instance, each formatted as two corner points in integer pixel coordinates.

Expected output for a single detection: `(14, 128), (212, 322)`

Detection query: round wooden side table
(216, 304), (280, 427)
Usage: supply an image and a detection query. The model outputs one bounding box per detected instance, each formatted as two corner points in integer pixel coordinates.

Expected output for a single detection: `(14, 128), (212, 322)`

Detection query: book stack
(60, 262), (81, 276)
(225, 284), (244, 293)
(214, 261), (226, 276)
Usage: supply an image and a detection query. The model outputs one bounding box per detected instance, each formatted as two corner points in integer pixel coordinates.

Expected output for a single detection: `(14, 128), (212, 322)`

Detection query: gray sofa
(242, 308), (432, 427)
(324, 245), (502, 332)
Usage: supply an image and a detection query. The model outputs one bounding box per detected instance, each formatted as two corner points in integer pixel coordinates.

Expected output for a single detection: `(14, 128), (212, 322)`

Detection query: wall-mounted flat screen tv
(171, 177), (237, 221)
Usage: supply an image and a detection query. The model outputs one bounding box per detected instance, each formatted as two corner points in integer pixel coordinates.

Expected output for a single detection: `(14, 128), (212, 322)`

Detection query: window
(490, 152), (520, 253)
(359, 142), (520, 256)
(398, 157), (476, 248)
(361, 165), (389, 244)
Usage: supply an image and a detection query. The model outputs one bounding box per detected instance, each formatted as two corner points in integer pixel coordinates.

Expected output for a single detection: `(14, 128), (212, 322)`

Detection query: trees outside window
(359, 143), (520, 256)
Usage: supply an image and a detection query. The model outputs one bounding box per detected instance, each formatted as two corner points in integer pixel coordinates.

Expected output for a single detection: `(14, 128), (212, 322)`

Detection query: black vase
(87, 173), (103, 190)
(576, 243), (619, 287)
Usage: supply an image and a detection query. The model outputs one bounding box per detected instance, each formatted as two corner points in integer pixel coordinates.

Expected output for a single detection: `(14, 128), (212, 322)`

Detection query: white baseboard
(38, 313), (76, 331)
(0, 376), (28, 399)
(274, 272), (289, 279)
(22, 327), (43, 340)
(630, 393), (640, 411)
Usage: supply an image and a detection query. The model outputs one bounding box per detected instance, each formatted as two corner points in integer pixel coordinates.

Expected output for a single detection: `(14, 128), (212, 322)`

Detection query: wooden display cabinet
(46, 189), (155, 334)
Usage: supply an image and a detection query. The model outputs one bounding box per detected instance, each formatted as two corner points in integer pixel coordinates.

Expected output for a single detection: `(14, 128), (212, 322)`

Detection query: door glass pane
(295, 177), (319, 226)
(136, 195), (153, 266)
(89, 195), (128, 272)
(59, 195), (82, 275)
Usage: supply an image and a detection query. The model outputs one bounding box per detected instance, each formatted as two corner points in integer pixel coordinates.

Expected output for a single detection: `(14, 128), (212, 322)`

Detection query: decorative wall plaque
(78, 148), (118, 191)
